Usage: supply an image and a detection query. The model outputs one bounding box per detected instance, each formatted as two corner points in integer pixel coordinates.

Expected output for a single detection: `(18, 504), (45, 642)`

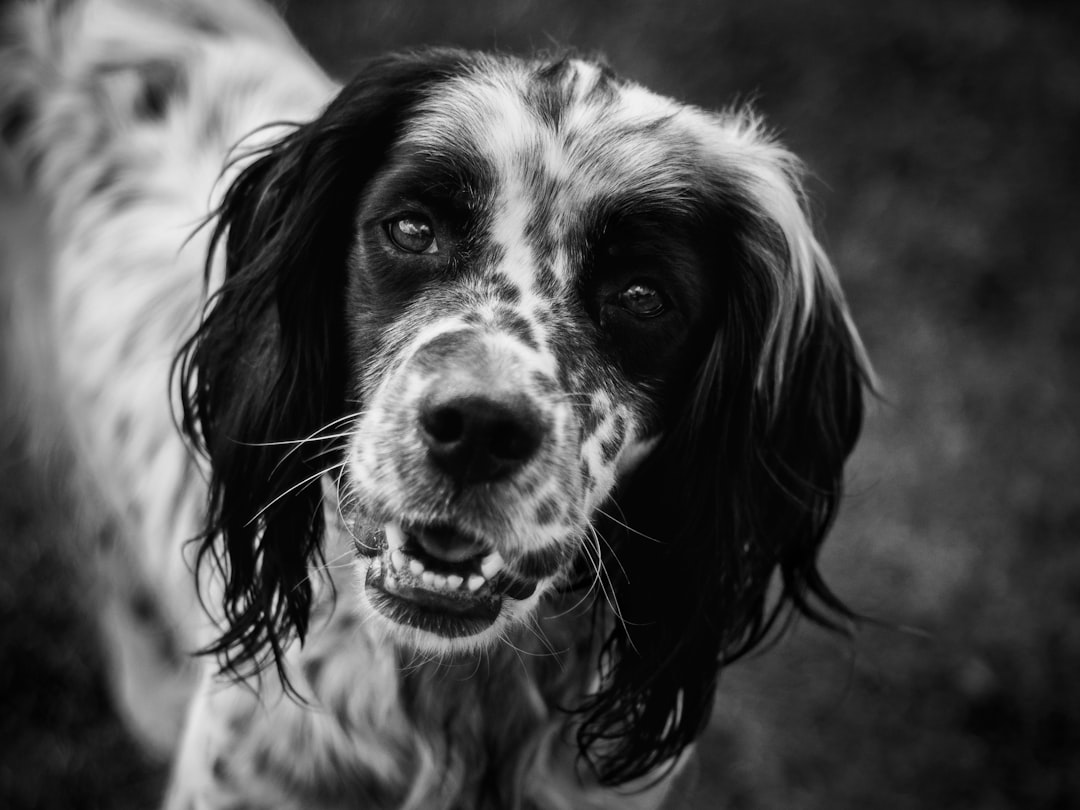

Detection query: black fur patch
(527, 58), (575, 129)
(581, 398), (608, 440)
(529, 370), (559, 397)
(131, 60), (187, 121)
(88, 162), (124, 199)
(512, 541), (568, 580)
(534, 495), (562, 526)
(579, 458), (595, 491)
(599, 413), (627, 466)
(493, 307), (539, 350)
(484, 272), (520, 304)
(302, 654), (325, 690)
(211, 755), (231, 784)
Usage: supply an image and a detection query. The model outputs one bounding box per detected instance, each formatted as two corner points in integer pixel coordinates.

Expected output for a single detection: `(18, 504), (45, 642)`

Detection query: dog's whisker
(583, 525), (633, 638)
(521, 614), (567, 662)
(246, 463), (347, 527)
(291, 548), (357, 594)
(263, 416), (361, 477)
(594, 504), (663, 545)
(235, 421), (357, 450)
(548, 572), (602, 620)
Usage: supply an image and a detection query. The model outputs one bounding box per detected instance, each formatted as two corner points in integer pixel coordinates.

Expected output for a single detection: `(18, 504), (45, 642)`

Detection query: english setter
(0, 0), (870, 807)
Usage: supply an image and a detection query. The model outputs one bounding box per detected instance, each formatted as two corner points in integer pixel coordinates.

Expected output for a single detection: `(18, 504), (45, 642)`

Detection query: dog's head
(179, 48), (868, 782)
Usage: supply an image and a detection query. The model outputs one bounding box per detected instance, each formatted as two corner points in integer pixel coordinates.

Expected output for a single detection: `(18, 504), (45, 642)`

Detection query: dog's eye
(387, 216), (438, 254)
(616, 282), (665, 318)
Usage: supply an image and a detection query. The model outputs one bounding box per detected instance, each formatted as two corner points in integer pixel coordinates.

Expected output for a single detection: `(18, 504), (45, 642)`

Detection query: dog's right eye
(387, 215), (438, 254)
(615, 281), (666, 318)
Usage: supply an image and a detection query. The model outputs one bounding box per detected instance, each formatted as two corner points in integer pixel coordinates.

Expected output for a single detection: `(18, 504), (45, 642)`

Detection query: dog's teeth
(384, 522), (406, 550)
(480, 552), (504, 580)
(446, 574), (463, 590)
(390, 549), (406, 571)
(432, 573), (448, 590)
(409, 559), (424, 576)
(421, 571), (435, 586)
(467, 574), (485, 592)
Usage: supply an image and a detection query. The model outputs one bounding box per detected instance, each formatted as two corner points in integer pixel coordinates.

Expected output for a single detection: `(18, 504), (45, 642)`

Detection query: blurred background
(1, 0), (1078, 807)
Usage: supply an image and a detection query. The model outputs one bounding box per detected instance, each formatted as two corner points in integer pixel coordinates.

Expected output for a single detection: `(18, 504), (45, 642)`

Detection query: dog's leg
(164, 674), (264, 810)
(163, 610), (417, 810)
(95, 522), (199, 757)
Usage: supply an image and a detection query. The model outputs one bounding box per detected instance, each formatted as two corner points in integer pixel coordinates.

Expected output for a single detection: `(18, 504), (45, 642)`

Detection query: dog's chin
(353, 522), (547, 653)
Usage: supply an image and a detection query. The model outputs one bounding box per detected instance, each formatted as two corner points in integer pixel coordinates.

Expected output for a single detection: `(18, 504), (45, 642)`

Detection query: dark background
(2, 0), (1078, 807)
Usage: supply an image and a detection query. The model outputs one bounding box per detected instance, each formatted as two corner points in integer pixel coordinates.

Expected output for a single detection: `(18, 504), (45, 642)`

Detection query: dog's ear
(176, 49), (474, 678)
(580, 118), (871, 784)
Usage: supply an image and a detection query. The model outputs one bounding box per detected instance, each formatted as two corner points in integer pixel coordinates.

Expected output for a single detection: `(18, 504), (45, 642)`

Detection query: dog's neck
(214, 586), (605, 808)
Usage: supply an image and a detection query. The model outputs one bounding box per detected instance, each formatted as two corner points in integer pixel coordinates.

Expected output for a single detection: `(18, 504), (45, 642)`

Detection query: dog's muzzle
(352, 326), (564, 640)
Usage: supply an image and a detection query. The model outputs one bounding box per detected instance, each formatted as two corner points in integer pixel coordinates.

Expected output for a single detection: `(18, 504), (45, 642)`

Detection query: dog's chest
(185, 602), (596, 810)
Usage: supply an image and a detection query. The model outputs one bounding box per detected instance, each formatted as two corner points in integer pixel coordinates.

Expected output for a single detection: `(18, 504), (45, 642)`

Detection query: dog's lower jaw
(352, 553), (550, 655)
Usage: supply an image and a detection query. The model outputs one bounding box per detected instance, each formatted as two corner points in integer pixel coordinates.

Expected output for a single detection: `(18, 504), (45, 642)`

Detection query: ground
(1, 0), (1077, 807)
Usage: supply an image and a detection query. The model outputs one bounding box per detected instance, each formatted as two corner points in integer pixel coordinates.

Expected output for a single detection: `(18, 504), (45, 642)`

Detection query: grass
(1, 0), (1077, 807)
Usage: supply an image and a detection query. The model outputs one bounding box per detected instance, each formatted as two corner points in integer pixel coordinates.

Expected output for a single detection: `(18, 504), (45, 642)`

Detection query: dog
(0, 0), (870, 807)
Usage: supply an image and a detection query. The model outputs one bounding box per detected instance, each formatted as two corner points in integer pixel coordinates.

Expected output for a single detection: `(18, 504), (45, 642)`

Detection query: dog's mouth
(356, 522), (539, 638)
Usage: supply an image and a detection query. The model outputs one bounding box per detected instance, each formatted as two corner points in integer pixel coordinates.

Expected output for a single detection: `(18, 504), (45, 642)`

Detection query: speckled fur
(1, 1), (868, 807)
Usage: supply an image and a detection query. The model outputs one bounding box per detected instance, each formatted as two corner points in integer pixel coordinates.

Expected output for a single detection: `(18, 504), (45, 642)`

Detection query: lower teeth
(388, 547), (485, 594)
(377, 523), (518, 597)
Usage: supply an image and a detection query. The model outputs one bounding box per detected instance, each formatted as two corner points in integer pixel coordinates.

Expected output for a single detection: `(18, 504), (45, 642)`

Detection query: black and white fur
(0, 1), (870, 807)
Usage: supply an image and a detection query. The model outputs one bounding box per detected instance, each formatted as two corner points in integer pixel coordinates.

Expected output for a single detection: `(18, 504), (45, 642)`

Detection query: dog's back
(0, 0), (335, 754)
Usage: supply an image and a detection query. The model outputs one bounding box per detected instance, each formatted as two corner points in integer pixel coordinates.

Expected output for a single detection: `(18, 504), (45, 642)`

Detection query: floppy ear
(579, 122), (871, 784)
(176, 49), (474, 678)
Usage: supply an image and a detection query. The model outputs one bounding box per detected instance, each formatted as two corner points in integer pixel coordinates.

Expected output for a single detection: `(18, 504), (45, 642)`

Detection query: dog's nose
(419, 392), (546, 484)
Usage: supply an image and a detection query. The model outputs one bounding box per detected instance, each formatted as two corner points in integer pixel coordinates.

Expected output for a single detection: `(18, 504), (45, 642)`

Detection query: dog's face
(344, 59), (720, 649)
(183, 48), (866, 779)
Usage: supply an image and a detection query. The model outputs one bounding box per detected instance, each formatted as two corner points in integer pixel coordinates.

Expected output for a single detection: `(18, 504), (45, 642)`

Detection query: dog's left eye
(616, 282), (665, 318)
(387, 215), (438, 254)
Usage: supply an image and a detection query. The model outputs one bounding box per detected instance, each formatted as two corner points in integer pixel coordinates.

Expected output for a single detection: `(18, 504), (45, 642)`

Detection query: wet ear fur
(579, 123), (870, 785)
(175, 49), (476, 677)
